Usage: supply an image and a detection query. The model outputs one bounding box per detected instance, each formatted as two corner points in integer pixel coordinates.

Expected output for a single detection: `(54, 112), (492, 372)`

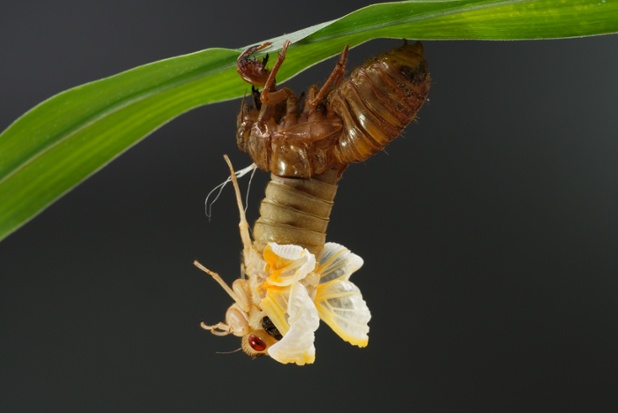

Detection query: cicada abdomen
(330, 41), (430, 165)
(252, 168), (339, 257)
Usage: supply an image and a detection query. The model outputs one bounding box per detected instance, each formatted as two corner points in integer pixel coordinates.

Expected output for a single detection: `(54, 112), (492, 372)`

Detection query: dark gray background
(2, 1), (618, 411)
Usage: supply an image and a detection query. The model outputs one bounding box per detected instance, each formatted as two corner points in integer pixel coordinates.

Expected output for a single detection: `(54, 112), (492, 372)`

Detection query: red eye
(248, 334), (267, 351)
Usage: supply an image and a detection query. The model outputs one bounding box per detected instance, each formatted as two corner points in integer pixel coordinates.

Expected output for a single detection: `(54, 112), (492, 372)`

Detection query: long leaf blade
(1, 0), (617, 240)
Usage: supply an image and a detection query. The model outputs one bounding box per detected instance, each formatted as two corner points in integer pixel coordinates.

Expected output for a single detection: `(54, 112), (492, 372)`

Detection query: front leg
(237, 42), (272, 86)
(259, 40), (291, 105)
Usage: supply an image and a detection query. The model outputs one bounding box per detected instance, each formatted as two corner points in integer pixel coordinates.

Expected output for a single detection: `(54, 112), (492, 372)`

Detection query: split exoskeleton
(236, 40), (431, 178)
(195, 40), (431, 365)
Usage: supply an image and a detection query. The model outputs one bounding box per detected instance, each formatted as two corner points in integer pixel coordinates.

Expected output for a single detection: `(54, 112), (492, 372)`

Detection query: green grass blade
(1, 0), (617, 240)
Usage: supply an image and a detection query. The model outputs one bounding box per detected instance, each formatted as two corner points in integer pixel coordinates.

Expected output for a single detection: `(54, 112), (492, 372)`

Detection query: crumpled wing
(317, 242), (363, 283)
(263, 243), (316, 287)
(268, 282), (320, 365)
(259, 242), (317, 336)
(315, 243), (371, 347)
(260, 289), (290, 336)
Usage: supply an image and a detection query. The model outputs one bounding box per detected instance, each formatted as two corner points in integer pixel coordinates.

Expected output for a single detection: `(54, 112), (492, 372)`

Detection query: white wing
(315, 243), (370, 347)
(259, 289), (289, 335)
(268, 282), (320, 365)
(317, 242), (363, 283)
(263, 243), (316, 287)
(315, 281), (370, 347)
(259, 242), (317, 335)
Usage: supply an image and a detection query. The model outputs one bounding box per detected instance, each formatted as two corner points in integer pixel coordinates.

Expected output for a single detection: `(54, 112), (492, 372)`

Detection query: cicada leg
(193, 155), (253, 290)
(200, 321), (232, 336)
(194, 260), (241, 303)
(237, 42), (272, 86)
(259, 40), (293, 106)
(305, 44), (349, 110)
(222, 155), (253, 256)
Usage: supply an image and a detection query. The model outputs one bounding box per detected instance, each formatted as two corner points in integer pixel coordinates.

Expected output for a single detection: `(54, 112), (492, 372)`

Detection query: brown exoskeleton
(236, 40), (431, 178)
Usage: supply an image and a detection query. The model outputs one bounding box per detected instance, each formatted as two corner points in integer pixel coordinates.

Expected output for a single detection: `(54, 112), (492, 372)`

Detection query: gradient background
(2, 1), (618, 411)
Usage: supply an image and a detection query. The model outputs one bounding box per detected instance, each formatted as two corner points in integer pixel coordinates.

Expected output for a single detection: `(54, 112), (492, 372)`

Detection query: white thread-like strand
(205, 163), (257, 219)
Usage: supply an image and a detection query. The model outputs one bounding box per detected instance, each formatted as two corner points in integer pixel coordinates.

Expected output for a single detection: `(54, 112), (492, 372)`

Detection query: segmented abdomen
(329, 41), (430, 165)
(252, 169), (339, 257)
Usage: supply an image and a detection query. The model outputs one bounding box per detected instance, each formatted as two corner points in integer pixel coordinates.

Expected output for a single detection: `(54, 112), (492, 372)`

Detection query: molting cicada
(196, 39), (430, 365)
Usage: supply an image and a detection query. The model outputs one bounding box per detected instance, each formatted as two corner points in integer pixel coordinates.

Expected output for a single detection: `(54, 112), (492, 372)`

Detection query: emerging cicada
(195, 156), (370, 365)
(196, 40), (430, 365)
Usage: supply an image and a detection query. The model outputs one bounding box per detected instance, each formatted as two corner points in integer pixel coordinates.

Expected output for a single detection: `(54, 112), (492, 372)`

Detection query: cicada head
(224, 280), (284, 358)
(240, 328), (280, 358)
(197, 298), (280, 359)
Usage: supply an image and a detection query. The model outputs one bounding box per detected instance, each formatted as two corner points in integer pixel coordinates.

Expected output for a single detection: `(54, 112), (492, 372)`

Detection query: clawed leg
(195, 260), (235, 336)
(194, 259), (241, 304)
(259, 40), (291, 105)
(238, 40), (348, 111)
(200, 321), (232, 336)
(237, 42), (272, 86)
(306, 44), (349, 110)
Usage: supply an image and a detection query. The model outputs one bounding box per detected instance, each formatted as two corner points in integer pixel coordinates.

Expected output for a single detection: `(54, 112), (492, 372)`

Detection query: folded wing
(314, 243), (371, 347)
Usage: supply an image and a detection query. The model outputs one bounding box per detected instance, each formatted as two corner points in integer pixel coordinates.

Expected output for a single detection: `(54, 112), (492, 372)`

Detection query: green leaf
(1, 0), (617, 241)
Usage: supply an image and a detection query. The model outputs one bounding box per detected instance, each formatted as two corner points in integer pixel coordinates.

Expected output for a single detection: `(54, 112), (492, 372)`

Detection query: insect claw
(237, 42), (274, 86)
(201, 321), (232, 336)
(237, 42), (272, 62)
(256, 41), (272, 51)
(259, 40), (291, 104)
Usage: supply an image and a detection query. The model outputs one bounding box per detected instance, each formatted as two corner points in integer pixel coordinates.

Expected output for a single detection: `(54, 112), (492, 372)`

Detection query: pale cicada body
(195, 156), (370, 365)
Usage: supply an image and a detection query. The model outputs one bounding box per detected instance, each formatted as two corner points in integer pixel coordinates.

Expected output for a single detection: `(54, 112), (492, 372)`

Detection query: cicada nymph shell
(195, 156), (371, 365)
(236, 40), (431, 178)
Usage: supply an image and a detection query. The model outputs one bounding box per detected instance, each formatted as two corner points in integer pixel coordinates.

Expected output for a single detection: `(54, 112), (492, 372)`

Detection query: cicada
(195, 156), (370, 365)
(196, 40), (430, 365)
